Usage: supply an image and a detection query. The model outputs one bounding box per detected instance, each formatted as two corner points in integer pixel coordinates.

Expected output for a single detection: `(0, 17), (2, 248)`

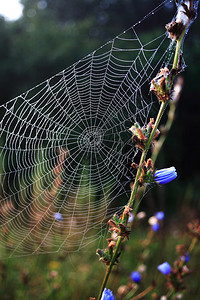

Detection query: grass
(0, 207), (199, 300)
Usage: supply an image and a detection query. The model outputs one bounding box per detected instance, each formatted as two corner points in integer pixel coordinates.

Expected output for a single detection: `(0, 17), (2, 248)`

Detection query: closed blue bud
(155, 211), (165, 220)
(151, 222), (160, 232)
(54, 212), (63, 221)
(100, 288), (115, 300)
(157, 262), (171, 275)
(131, 271), (141, 283)
(154, 167), (177, 185)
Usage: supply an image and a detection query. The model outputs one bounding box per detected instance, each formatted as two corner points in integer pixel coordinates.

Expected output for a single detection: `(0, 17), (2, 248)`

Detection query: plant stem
(188, 236), (198, 253)
(128, 101), (167, 209)
(97, 236), (123, 299)
(97, 14), (187, 300)
(97, 102), (167, 300)
(130, 283), (155, 300)
(172, 38), (181, 69)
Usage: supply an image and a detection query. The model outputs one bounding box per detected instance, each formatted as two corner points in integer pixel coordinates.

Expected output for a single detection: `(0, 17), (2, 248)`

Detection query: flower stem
(129, 283), (155, 300)
(188, 236), (198, 253)
(128, 101), (167, 210)
(97, 101), (167, 300)
(97, 236), (123, 300)
(97, 13), (187, 300)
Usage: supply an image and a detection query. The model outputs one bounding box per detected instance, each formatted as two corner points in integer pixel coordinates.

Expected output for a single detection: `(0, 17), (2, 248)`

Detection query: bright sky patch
(0, 0), (23, 21)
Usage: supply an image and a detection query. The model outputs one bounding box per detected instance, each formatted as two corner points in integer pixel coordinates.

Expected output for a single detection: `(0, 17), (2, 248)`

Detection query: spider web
(0, 0), (176, 258)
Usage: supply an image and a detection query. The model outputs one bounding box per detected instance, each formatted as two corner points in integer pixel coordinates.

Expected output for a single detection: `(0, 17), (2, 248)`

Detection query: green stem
(172, 38), (182, 69)
(188, 236), (198, 253)
(97, 236), (123, 300)
(172, 20), (189, 70)
(97, 16), (188, 300)
(97, 102), (167, 300)
(128, 101), (167, 208)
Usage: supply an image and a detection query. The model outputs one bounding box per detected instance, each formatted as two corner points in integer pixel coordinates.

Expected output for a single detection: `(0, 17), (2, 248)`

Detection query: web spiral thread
(0, 1), (175, 258)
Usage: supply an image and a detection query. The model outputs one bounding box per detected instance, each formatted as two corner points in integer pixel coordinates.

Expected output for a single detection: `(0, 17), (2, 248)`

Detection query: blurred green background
(0, 0), (200, 299)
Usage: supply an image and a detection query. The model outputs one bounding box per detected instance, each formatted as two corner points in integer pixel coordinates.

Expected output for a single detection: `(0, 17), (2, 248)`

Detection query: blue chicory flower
(155, 211), (165, 220)
(151, 222), (160, 232)
(157, 262), (171, 275)
(128, 213), (134, 223)
(54, 212), (63, 221)
(100, 288), (115, 300)
(131, 271), (141, 283)
(180, 252), (190, 263)
(154, 167), (177, 185)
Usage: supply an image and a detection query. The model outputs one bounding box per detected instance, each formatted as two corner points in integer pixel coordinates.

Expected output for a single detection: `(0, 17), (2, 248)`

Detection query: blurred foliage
(0, 211), (199, 299)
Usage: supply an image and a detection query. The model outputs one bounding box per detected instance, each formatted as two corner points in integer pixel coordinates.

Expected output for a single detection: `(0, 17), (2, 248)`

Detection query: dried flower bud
(166, 20), (185, 40)
(108, 241), (116, 248)
(150, 68), (171, 102)
(136, 128), (146, 140)
(187, 219), (200, 238)
(176, 244), (188, 256)
(166, 1), (197, 40)
(146, 158), (154, 170)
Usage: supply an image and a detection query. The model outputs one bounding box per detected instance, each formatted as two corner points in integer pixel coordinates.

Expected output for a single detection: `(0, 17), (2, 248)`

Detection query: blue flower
(151, 222), (160, 232)
(54, 212), (63, 221)
(100, 288), (115, 300)
(154, 167), (177, 185)
(180, 252), (190, 263)
(131, 271), (141, 283)
(157, 262), (171, 275)
(128, 213), (134, 223)
(155, 211), (165, 220)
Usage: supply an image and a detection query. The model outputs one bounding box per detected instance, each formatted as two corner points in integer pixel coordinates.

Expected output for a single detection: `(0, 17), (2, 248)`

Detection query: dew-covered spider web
(0, 0), (177, 258)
